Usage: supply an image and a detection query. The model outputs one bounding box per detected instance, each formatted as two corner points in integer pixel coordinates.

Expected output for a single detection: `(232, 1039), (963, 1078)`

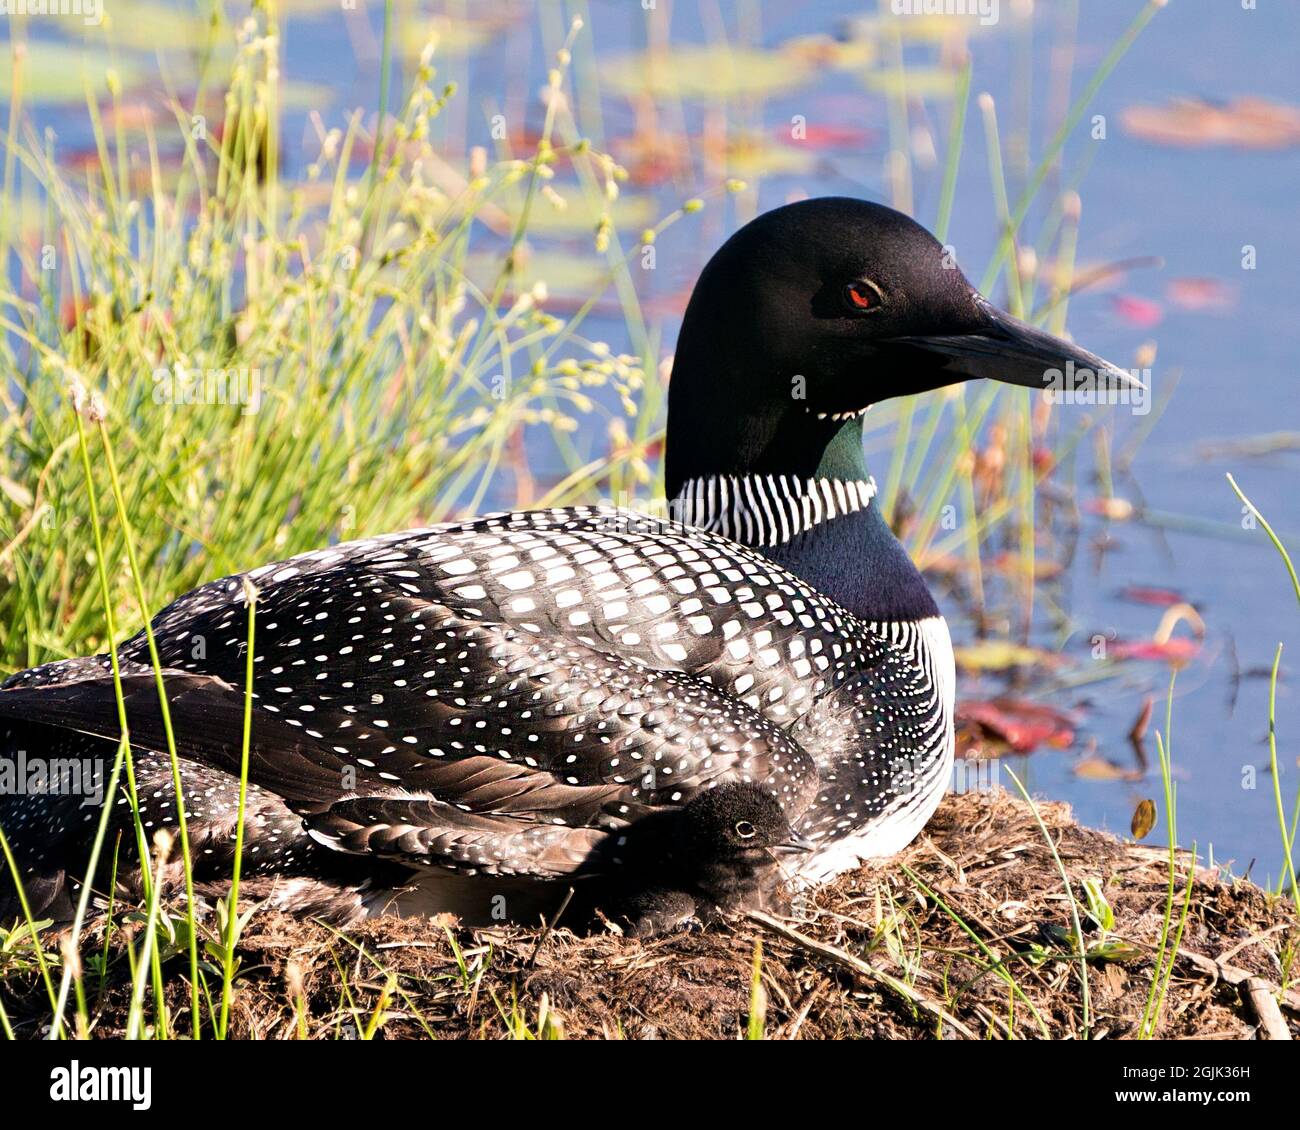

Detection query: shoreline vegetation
(2, 2), (1297, 1038)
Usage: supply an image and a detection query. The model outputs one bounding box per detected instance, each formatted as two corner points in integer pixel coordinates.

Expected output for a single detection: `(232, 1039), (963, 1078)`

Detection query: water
(6, 0), (1298, 880)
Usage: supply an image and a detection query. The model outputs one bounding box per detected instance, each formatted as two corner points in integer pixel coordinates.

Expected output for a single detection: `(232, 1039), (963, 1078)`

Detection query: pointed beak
(774, 832), (817, 854)
(889, 295), (1145, 396)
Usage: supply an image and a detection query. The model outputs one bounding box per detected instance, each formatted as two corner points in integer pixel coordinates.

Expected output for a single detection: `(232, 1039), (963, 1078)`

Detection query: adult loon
(0, 198), (1134, 928)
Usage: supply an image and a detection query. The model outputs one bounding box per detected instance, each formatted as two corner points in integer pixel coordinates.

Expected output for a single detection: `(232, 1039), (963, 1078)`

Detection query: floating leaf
(721, 134), (816, 178)
(504, 194), (660, 238)
(955, 698), (1076, 754)
(1118, 585), (1191, 608)
(1131, 798), (1157, 840)
(1073, 757), (1140, 781)
(778, 122), (876, 151)
(399, 13), (514, 59)
(839, 14), (993, 45)
(70, 1), (210, 51)
(1122, 96), (1300, 150)
(1167, 276), (1237, 312)
(781, 34), (876, 71)
(952, 640), (1057, 673)
(1109, 638), (1201, 664)
(600, 47), (815, 101)
(989, 551), (1064, 581)
(611, 131), (691, 186)
(1111, 294), (1163, 329)
(464, 250), (611, 303)
(862, 67), (961, 100)
(0, 42), (146, 102)
(1105, 603), (1205, 667)
(1197, 432), (1300, 459)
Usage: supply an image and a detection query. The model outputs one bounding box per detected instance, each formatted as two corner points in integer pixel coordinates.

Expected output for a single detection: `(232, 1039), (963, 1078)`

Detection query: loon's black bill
(775, 833), (817, 854)
(895, 296), (1145, 395)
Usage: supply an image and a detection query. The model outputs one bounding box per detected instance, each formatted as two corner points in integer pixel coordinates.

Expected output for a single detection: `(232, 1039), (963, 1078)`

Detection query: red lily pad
(1118, 585), (1192, 608)
(955, 698), (1077, 755)
(1111, 294), (1163, 328)
(779, 123), (876, 151)
(1167, 276), (1237, 311)
(1122, 96), (1300, 150)
(1108, 638), (1201, 663)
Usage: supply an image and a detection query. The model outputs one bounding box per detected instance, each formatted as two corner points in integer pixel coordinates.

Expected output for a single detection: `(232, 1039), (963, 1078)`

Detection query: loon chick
(592, 781), (811, 937)
(0, 197), (1135, 926)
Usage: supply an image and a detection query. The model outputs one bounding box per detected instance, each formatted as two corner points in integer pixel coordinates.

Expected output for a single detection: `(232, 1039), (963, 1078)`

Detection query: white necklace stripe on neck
(671, 474), (877, 548)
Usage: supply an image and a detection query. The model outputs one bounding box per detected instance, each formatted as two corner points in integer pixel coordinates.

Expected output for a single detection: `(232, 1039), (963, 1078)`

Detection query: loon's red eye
(844, 280), (879, 311)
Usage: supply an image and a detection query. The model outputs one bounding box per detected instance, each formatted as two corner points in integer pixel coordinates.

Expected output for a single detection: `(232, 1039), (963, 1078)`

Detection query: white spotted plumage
(0, 500), (953, 892)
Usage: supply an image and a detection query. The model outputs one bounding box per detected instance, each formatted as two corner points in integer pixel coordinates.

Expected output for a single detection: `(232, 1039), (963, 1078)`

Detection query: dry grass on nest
(4, 791), (1297, 1039)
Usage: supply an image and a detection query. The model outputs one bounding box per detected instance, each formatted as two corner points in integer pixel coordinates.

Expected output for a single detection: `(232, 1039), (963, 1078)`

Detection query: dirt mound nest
(3, 791), (1297, 1039)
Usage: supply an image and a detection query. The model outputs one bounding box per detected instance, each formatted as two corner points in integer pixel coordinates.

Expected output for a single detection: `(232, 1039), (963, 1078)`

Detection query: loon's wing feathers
(131, 506), (863, 705)
(0, 510), (841, 876)
(303, 796), (608, 877)
(0, 658), (770, 877)
(0, 674), (622, 880)
(130, 509), (836, 797)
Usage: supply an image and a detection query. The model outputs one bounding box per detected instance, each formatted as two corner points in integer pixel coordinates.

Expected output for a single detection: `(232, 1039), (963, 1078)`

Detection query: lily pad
(1111, 293), (1163, 329)
(955, 698), (1076, 754)
(464, 249), (613, 302)
(781, 34), (876, 71)
(1073, 757), (1141, 782)
(839, 14), (994, 45)
(722, 134), (817, 178)
(503, 193), (660, 238)
(76, 1), (212, 52)
(953, 640), (1057, 672)
(1122, 96), (1300, 150)
(1166, 276), (1236, 312)
(600, 46), (814, 101)
(862, 67), (962, 100)
(399, 14), (513, 60)
(1108, 638), (1201, 664)
(0, 41), (147, 103)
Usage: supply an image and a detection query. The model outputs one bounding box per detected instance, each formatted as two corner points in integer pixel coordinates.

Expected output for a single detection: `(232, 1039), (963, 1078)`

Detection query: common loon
(0, 197), (1135, 930)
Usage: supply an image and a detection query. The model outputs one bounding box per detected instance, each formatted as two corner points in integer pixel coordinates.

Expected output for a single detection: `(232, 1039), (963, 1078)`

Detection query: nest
(3, 791), (1297, 1039)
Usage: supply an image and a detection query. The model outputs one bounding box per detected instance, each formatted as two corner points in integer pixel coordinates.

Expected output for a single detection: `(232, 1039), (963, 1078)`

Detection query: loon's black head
(666, 196), (1135, 494)
(680, 783), (811, 861)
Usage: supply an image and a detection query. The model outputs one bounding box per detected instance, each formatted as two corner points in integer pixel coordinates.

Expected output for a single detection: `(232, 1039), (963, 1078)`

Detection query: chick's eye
(734, 821), (756, 840)
(843, 280), (879, 311)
